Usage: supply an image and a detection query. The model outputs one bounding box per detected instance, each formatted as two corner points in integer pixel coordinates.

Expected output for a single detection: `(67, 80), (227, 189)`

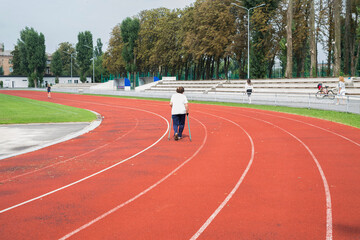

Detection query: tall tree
(310, 0), (317, 77)
(57, 42), (77, 76)
(94, 38), (103, 57)
(286, 0), (293, 78)
(103, 24), (127, 75)
(76, 31), (93, 82)
(355, 5), (360, 75)
(10, 45), (26, 75)
(120, 17), (140, 88)
(50, 50), (62, 82)
(333, 0), (341, 76)
(349, 1), (360, 75)
(292, 0), (311, 77)
(344, 0), (352, 75)
(16, 27), (47, 87)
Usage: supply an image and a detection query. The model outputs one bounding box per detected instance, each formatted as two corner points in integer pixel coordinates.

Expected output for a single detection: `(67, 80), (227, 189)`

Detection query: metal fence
(45, 88), (360, 115)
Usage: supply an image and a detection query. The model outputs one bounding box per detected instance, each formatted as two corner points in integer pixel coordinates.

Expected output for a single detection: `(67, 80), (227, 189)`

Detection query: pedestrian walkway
(0, 120), (101, 160)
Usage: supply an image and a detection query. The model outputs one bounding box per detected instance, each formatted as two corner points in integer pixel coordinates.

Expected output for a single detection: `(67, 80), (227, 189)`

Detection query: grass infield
(0, 93), (358, 129)
(0, 94), (97, 124)
(88, 94), (360, 129)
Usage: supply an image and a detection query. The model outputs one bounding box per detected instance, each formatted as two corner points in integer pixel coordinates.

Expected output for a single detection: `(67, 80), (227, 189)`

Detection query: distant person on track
(336, 76), (346, 105)
(170, 86), (189, 141)
(47, 84), (51, 98)
(245, 79), (253, 104)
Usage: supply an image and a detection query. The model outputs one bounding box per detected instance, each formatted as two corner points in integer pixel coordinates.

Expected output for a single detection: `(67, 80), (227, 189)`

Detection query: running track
(0, 90), (359, 239)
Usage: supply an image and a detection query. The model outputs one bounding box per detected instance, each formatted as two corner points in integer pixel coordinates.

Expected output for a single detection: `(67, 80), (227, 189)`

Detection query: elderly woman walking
(170, 86), (189, 141)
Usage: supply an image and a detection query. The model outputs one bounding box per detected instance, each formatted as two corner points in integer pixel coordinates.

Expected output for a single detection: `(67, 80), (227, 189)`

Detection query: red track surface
(0, 90), (359, 239)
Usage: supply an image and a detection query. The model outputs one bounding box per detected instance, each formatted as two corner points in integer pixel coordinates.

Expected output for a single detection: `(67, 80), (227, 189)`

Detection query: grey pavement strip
(0, 111), (102, 160)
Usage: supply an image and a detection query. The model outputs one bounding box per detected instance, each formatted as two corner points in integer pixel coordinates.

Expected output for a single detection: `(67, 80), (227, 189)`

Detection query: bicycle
(316, 86), (335, 99)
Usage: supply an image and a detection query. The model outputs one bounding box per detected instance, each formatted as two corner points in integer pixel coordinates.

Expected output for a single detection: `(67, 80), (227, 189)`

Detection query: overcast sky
(0, 0), (326, 62)
(0, 0), (195, 54)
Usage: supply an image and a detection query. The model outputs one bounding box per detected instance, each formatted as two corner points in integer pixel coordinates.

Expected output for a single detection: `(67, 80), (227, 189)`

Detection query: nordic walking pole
(187, 113), (192, 141)
(168, 117), (172, 140)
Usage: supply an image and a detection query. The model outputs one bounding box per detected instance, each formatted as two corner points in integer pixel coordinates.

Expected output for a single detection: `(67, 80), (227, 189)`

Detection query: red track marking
(193, 105), (360, 239)
(0, 90), (359, 239)
(191, 109), (333, 239)
(0, 104), (169, 213)
(190, 112), (255, 239)
(59, 116), (208, 239)
(1, 115), (139, 182)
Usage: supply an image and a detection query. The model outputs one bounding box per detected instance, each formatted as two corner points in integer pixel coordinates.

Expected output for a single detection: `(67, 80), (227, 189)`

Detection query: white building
(0, 76), (91, 88)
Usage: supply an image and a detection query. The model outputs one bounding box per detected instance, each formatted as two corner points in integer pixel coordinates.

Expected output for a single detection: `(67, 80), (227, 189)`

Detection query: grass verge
(0, 94), (97, 124)
(86, 93), (360, 129)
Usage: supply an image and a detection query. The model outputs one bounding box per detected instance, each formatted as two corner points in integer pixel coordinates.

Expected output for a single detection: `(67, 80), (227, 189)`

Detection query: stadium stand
(144, 77), (360, 95)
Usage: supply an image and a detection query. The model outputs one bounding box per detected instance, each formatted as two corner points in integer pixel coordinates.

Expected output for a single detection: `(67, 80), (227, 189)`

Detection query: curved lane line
(235, 107), (360, 147)
(258, 111), (360, 147)
(59, 116), (208, 240)
(190, 112), (255, 240)
(256, 117), (333, 240)
(2, 115), (140, 182)
(205, 107), (333, 240)
(0, 110), (102, 161)
(0, 110), (168, 214)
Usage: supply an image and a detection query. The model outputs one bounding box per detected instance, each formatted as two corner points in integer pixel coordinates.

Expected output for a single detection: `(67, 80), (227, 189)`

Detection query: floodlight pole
(85, 45), (95, 83)
(231, 2), (265, 79)
(63, 51), (74, 83)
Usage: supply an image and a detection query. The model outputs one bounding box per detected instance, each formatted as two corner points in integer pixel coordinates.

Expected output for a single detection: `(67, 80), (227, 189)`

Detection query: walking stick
(187, 113), (192, 141)
(168, 117), (172, 140)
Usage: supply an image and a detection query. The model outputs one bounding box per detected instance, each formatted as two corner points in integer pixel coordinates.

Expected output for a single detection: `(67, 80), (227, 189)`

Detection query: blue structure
(125, 78), (131, 87)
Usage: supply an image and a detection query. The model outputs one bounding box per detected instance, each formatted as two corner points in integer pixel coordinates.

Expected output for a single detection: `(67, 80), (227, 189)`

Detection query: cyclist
(317, 82), (323, 92)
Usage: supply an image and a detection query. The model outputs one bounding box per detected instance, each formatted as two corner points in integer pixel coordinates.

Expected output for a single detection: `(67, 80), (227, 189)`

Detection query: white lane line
(190, 112), (255, 240)
(260, 111), (360, 147)
(0, 110), (168, 214)
(59, 117), (207, 240)
(239, 108), (360, 147)
(256, 117), (333, 240)
(211, 107), (333, 240)
(2, 115), (139, 182)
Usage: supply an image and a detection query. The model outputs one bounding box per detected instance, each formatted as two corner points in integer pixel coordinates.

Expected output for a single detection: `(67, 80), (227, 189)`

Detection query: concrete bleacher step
(52, 83), (99, 88)
(143, 77), (360, 95)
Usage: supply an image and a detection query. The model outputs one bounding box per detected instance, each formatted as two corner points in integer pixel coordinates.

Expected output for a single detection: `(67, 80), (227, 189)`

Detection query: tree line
(11, 0), (360, 86)
(104, 0), (360, 82)
(11, 28), (106, 86)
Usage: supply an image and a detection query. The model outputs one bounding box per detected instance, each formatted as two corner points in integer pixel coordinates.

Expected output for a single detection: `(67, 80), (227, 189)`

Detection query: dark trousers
(172, 114), (186, 137)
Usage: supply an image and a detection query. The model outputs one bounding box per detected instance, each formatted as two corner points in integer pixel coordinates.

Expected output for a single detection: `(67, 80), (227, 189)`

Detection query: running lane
(0, 90), (359, 240)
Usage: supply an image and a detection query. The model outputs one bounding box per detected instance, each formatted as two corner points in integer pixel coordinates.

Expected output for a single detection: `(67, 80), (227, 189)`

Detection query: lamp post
(62, 51), (74, 83)
(84, 45), (95, 83)
(231, 1), (265, 79)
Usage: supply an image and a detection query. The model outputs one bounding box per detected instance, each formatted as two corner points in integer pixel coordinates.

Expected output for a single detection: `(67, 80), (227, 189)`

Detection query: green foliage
(103, 24), (126, 75)
(137, 8), (170, 74)
(57, 42), (78, 76)
(120, 17), (140, 73)
(94, 38), (103, 57)
(0, 81), (3, 88)
(0, 66), (3, 75)
(50, 50), (62, 77)
(10, 45), (25, 75)
(14, 27), (47, 86)
(76, 31), (93, 82)
(102, 0), (360, 79)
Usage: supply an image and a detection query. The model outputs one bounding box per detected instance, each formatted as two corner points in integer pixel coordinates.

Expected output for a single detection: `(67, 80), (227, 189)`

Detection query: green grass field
(0, 94), (97, 124)
(89, 94), (360, 129)
(0, 93), (359, 129)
